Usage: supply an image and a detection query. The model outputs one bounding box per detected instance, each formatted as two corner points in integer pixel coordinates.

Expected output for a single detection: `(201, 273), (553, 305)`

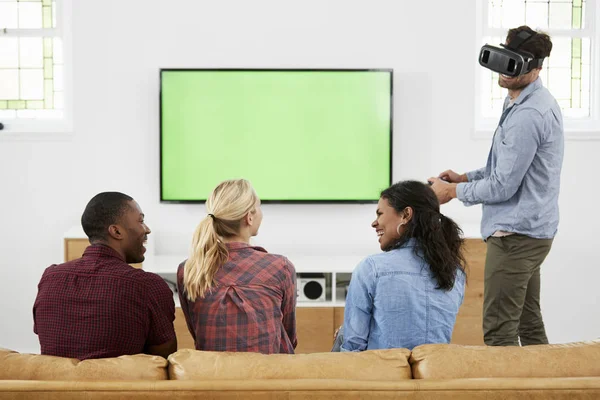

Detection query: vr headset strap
(503, 31), (545, 70)
(527, 58), (544, 69)
(505, 30), (535, 51)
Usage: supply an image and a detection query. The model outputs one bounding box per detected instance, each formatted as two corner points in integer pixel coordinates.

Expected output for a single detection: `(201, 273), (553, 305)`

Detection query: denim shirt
(341, 240), (466, 352)
(456, 78), (564, 240)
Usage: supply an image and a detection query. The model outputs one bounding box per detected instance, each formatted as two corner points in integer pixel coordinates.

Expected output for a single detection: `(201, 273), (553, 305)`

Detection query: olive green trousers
(483, 234), (553, 346)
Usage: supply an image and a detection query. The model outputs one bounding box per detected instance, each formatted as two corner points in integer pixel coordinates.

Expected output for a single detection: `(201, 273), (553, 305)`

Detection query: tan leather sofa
(1, 341), (599, 399)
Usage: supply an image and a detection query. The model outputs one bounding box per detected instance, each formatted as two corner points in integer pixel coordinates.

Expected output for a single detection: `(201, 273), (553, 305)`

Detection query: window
(476, 0), (600, 137)
(0, 0), (71, 135)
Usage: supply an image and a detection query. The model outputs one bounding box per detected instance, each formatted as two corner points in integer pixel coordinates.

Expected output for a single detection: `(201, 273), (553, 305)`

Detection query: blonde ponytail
(183, 179), (258, 300)
(183, 217), (229, 300)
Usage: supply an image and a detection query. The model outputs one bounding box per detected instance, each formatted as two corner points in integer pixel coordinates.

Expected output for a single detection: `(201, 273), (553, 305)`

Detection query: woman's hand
(333, 325), (342, 340)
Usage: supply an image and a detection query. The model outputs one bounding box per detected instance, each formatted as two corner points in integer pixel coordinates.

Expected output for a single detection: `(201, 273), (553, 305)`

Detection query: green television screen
(160, 69), (392, 202)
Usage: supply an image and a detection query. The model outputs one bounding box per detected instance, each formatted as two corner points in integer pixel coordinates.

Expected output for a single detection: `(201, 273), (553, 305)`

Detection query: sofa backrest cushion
(0, 348), (168, 380)
(410, 340), (600, 379)
(169, 348), (412, 381)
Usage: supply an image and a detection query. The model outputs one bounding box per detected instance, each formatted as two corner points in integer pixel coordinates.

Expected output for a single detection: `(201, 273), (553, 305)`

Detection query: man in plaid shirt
(33, 192), (176, 360)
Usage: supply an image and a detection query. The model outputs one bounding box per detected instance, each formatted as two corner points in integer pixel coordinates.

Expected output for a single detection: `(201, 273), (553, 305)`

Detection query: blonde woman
(176, 179), (297, 354)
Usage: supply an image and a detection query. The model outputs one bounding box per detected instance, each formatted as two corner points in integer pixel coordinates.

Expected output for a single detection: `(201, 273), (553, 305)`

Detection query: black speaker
(297, 278), (326, 302)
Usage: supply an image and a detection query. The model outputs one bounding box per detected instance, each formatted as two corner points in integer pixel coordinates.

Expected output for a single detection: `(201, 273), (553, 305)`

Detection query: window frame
(0, 0), (73, 139)
(474, 0), (600, 140)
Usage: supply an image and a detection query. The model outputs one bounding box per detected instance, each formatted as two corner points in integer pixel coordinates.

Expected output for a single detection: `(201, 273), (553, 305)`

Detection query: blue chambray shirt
(456, 78), (564, 240)
(341, 239), (466, 352)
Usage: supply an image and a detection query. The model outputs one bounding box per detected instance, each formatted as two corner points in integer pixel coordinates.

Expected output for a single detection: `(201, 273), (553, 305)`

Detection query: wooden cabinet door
(333, 307), (345, 332)
(64, 238), (91, 262)
(174, 307), (195, 350)
(63, 238), (142, 268)
(451, 238), (486, 345)
(295, 307), (334, 353)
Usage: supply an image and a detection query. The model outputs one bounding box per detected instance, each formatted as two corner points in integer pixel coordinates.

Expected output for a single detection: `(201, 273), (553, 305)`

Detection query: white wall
(0, 0), (598, 353)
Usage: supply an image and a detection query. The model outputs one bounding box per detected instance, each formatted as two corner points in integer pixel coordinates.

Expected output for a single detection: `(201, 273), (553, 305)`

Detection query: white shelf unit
(146, 254), (360, 308)
(161, 269), (356, 309)
(296, 271), (353, 306)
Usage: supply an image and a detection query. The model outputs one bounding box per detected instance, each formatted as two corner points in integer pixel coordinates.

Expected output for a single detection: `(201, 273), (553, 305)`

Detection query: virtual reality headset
(479, 31), (544, 77)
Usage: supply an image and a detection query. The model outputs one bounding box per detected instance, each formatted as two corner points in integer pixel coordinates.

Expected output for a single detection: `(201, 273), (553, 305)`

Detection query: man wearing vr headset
(429, 25), (564, 347)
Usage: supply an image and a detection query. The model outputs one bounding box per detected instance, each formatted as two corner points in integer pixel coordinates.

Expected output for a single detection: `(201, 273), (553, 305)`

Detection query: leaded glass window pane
(0, 38), (19, 68)
(483, 0), (593, 119)
(19, 37), (43, 68)
(525, 3), (550, 29)
(18, 2), (42, 29)
(0, 0), (55, 29)
(0, 0), (62, 119)
(0, 37), (63, 111)
(0, 69), (19, 99)
(0, 3), (19, 29)
(489, 0), (587, 30)
(20, 69), (43, 99)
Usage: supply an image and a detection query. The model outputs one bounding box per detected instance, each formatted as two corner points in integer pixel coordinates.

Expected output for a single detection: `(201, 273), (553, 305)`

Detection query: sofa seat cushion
(0, 348), (168, 380)
(169, 348), (412, 381)
(410, 340), (600, 379)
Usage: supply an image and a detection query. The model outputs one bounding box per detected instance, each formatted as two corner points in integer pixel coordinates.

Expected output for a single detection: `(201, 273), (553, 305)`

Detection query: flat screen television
(160, 69), (392, 203)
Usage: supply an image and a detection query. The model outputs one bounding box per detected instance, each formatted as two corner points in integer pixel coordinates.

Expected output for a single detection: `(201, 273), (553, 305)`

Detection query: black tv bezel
(159, 68), (393, 204)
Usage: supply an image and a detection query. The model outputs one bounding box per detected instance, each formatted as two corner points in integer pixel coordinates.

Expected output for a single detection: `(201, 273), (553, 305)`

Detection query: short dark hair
(507, 25), (552, 60)
(81, 192), (133, 243)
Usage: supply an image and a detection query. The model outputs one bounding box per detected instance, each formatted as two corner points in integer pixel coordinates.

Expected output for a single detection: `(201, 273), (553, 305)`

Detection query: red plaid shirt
(33, 244), (176, 360)
(177, 242), (297, 354)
